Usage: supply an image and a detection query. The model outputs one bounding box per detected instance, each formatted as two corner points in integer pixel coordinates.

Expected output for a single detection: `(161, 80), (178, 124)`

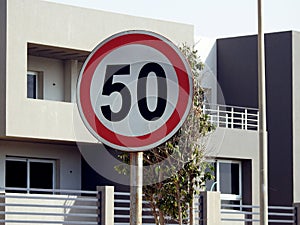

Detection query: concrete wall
(28, 56), (80, 103)
(206, 127), (259, 206)
(28, 56), (65, 102)
(0, 0), (6, 136)
(201, 42), (219, 105)
(5, 0), (194, 142)
(217, 32), (294, 206)
(0, 140), (81, 189)
(293, 31), (300, 203)
(200, 191), (221, 225)
(196, 38), (219, 105)
(64, 59), (79, 103)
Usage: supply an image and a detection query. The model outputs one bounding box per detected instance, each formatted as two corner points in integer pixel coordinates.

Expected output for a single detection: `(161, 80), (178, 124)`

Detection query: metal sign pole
(130, 152), (143, 225)
(257, 0), (268, 224)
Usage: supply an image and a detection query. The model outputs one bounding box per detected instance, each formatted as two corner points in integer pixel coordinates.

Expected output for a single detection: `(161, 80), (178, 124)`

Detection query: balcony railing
(203, 104), (259, 131)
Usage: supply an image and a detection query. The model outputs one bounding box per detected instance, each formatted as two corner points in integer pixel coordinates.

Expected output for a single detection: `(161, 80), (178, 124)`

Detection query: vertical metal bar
(130, 152), (143, 225)
(98, 190), (102, 225)
(52, 161), (55, 194)
(231, 107), (234, 128)
(245, 109), (248, 130)
(257, 0), (269, 225)
(27, 160), (30, 194)
(226, 112), (228, 128)
(200, 195), (204, 225)
(257, 110), (260, 130)
(217, 105), (220, 127)
(241, 111), (244, 129)
(294, 205), (297, 225)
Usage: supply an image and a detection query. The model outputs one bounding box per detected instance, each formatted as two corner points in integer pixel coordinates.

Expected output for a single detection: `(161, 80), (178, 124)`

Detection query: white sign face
(77, 30), (193, 152)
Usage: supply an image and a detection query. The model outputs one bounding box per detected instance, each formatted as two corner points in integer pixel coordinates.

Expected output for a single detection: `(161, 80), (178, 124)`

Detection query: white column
(97, 186), (114, 225)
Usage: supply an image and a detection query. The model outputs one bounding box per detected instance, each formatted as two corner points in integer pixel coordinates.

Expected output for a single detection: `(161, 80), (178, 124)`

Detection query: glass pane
(219, 162), (240, 195)
(6, 160), (27, 191)
(30, 162), (53, 191)
(27, 74), (37, 99)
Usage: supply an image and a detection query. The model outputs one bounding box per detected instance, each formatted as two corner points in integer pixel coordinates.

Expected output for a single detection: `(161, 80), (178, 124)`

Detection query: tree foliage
(115, 43), (214, 225)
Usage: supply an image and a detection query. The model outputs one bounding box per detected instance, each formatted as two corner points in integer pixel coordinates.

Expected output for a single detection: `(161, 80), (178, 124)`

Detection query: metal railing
(114, 191), (158, 225)
(0, 187), (99, 225)
(203, 104), (259, 131)
(221, 203), (296, 224)
(114, 191), (179, 225)
(3, 188), (295, 225)
(194, 195), (204, 225)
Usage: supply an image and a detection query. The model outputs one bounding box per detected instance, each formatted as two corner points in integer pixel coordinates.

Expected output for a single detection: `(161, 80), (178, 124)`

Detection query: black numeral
(101, 64), (131, 122)
(137, 63), (167, 121)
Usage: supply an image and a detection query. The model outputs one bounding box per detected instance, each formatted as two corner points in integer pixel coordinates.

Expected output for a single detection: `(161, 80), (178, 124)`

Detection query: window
(27, 71), (38, 99)
(27, 71), (43, 99)
(206, 160), (242, 203)
(6, 157), (56, 193)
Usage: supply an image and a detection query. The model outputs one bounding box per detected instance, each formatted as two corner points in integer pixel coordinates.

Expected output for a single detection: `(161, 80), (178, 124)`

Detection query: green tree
(116, 44), (214, 225)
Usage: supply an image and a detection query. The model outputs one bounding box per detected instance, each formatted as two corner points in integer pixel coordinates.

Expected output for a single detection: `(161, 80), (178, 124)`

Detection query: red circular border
(78, 32), (191, 149)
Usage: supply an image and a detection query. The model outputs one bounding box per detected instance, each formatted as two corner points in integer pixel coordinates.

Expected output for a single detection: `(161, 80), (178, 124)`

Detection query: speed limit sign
(77, 30), (193, 151)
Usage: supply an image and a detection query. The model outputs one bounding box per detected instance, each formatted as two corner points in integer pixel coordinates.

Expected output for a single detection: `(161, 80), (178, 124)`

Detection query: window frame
(5, 157), (56, 193)
(205, 159), (242, 202)
(216, 159), (242, 201)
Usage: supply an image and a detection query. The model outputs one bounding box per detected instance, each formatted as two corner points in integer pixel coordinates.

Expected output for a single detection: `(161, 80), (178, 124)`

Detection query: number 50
(101, 63), (167, 122)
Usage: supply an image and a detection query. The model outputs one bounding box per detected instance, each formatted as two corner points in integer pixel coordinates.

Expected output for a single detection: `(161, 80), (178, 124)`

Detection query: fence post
(294, 203), (300, 225)
(97, 186), (114, 225)
(199, 191), (221, 225)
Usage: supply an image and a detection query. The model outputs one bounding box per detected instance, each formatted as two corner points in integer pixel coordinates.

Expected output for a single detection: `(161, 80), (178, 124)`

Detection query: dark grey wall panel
(217, 31), (293, 206)
(0, 0), (6, 136)
(242, 160), (252, 205)
(265, 32), (293, 206)
(217, 35), (258, 108)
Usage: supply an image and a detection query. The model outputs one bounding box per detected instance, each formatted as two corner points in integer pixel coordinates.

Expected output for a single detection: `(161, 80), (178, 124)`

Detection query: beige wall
(293, 31), (300, 203)
(5, 0), (194, 142)
(0, 0), (6, 136)
(0, 140), (81, 189)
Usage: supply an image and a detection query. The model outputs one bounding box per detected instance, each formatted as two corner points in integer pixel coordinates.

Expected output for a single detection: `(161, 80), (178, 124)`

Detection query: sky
(45, 0), (300, 39)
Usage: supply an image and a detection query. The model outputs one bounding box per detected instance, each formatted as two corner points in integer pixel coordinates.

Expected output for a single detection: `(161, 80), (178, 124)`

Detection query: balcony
(203, 104), (259, 131)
